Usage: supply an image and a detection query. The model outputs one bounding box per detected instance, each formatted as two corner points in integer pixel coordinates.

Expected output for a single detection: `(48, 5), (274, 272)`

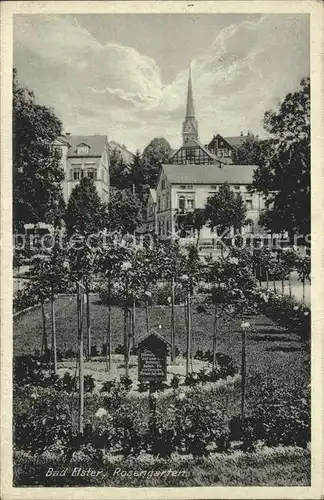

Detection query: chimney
(240, 131), (243, 136)
(65, 132), (71, 136)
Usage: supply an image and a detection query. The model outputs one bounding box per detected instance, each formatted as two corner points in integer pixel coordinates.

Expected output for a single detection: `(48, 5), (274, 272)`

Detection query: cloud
(13, 14), (309, 151)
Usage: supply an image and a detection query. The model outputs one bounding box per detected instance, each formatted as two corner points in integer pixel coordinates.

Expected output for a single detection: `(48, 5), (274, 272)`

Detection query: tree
(180, 245), (202, 376)
(295, 254), (311, 302)
(158, 238), (185, 362)
(205, 183), (247, 251)
(98, 235), (131, 371)
(109, 147), (132, 190)
(232, 132), (266, 165)
(28, 233), (68, 373)
(252, 77), (310, 239)
(141, 137), (172, 189)
(65, 177), (104, 236)
(178, 209), (206, 248)
(65, 177), (104, 359)
(105, 187), (143, 234)
(13, 69), (65, 231)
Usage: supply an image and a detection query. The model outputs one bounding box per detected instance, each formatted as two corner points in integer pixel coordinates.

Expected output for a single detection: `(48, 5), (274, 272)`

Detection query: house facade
(207, 133), (249, 164)
(154, 163), (265, 240)
(53, 134), (110, 203)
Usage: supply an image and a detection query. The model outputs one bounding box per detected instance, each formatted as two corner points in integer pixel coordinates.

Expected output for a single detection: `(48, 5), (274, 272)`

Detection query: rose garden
(13, 235), (311, 486)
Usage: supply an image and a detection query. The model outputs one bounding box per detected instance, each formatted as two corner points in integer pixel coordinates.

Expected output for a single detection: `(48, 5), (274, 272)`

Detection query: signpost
(137, 329), (171, 434)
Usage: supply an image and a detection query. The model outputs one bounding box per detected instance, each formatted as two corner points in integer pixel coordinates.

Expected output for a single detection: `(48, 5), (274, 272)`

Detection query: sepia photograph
(1, 1), (323, 498)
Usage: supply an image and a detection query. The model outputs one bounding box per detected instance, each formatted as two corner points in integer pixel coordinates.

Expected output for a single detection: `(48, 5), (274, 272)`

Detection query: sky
(13, 14), (309, 152)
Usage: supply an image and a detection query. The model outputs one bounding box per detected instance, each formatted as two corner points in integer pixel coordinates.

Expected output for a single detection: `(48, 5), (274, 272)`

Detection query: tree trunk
(77, 282), (84, 434)
(241, 327), (247, 421)
(302, 277), (305, 301)
(86, 288), (91, 359)
(124, 303), (129, 377)
(171, 277), (176, 363)
(40, 298), (48, 357)
(145, 297), (149, 334)
(288, 273), (292, 297)
(212, 304), (218, 370)
(281, 279), (284, 295)
(51, 288), (57, 375)
(273, 279), (276, 292)
(186, 287), (191, 377)
(106, 281), (112, 372)
(195, 229), (200, 250)
(266, 268), (269, 289)
(132, 298), (136, 349)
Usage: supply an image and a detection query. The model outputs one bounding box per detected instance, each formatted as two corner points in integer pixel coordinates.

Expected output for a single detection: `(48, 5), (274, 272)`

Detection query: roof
(59, 135), (108, 157)
(149, 188), (157, 203)
(170, 138), (216, 161)
(136, 328), (171, 347)
(224, 135), (248, 149)
(109, 141), (134, 164)
(162, 163), (258, 185)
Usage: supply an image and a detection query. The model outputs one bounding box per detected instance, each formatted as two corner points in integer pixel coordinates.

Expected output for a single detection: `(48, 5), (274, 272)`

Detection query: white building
(53, 134), (110, 203)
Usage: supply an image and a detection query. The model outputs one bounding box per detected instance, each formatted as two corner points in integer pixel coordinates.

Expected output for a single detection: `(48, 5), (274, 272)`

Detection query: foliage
(65, 177), (104, 236)
(205, 183), (247, 236)
(140, 137), (172, 189)
(255, 288), (310, 340)
(232, 132), (266, 166)
(109, 147), (132, 190)
(84, 375), (96, 393)
(14, 388), (72, 454)
(252, 77), (310, 238)
(13, 288), (39, 313)
(177, 208), (206, 246)
(13, 68), (65, 230)
(105, 188), (143, 234)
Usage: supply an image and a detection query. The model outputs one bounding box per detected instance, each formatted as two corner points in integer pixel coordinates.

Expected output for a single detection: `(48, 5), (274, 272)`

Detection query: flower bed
(256, 289), (310, 341)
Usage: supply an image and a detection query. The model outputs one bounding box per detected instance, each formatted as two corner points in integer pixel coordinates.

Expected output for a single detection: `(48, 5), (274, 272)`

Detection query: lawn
(14, 294), (310, 391)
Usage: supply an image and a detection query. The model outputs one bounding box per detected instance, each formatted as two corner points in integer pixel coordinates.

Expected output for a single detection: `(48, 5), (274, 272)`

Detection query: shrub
(256, 290), (310, 341)
(100, 380), (116, 394)
(84, 375), (95, 393)
(178, 394), (230, 456)
(120, 376), (133, 391)
(170, 375), (180, 390)
(14, 389), (72, 454)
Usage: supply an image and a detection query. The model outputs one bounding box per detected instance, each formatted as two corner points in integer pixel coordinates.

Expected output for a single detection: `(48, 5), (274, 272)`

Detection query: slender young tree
(158, 238), (185, 362)
(65, 176), (104, 359)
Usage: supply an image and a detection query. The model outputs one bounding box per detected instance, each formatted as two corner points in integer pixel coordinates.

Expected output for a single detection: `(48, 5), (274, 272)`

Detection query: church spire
(186, 64), (195, 118)
(182, 64), (199, 145)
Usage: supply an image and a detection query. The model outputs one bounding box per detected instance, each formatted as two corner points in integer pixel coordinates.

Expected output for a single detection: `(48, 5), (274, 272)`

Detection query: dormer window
(76, 143), (90, 155)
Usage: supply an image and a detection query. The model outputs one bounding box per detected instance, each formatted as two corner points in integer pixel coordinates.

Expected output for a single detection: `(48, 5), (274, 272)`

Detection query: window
(73, 169), (81, 180)
(246, 199), (253, 210)
(246, 220), (254, 233)
(53, 147), (62, 159)
(77, 145), (90, 155)
(87, 169), (97, 180)
(187, 198), (195, 210)
(210, 185), (217, 190)
(180, 185), (186, 189)
(161, 179), (166, 190)
(178, 196), (185, 211)
(186, 184), (193, 190)
(234, 185), (240, 190)
(157, 197), (161, 212)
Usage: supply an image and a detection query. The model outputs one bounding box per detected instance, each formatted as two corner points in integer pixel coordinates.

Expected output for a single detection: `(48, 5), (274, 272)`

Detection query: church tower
(182, 65), (199, 145)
